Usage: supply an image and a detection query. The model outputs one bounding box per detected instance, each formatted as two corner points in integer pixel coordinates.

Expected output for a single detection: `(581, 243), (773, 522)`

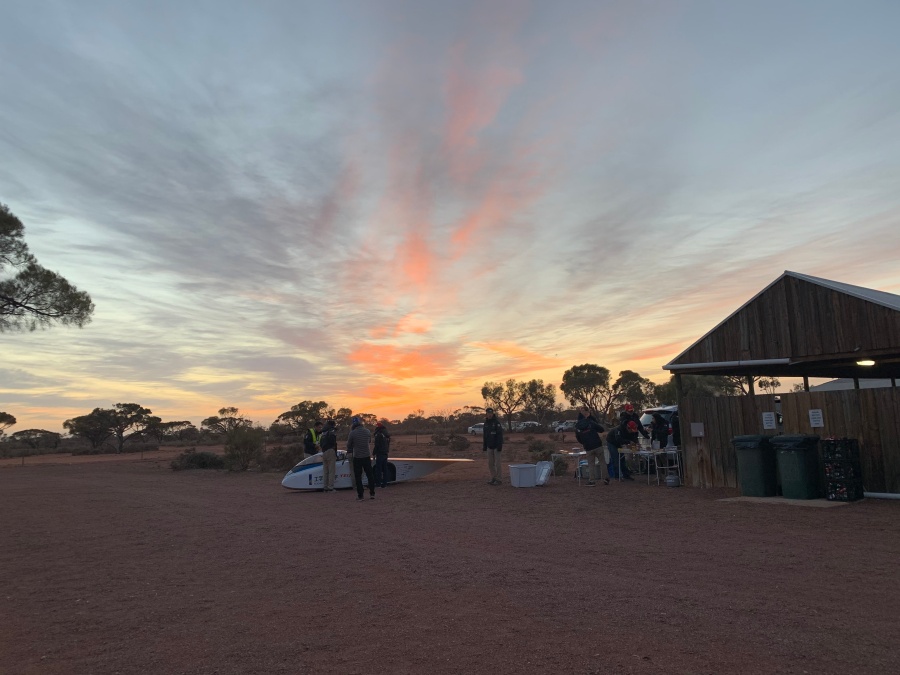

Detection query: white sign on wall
(808, 409), (824, 428)
(762, 412), (777, 430)
(690, 422), (705, 438)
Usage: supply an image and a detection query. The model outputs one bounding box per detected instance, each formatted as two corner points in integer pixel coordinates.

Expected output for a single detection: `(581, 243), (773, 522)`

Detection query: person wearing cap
(574, 406), (608, 486)
(319, 420), (338, 491)
(347, 416), (376, 500)
(619, 403), (649, 440)
(483, 408), (504, 485)
(373, 421), (391, 488)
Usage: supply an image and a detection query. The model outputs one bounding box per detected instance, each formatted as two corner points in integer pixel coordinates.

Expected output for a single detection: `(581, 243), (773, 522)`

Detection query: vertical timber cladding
(682, 390), (900, 492)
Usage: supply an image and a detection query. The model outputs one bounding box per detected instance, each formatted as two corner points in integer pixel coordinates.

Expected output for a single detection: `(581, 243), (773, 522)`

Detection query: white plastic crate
(508, 463), (537, 488)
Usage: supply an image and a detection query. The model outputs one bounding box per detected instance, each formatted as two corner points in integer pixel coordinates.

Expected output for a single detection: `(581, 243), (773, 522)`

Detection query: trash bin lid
(770, 434), (820, 449)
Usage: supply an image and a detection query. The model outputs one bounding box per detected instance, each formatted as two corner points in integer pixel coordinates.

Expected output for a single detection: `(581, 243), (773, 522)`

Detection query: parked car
(555, 420), (577, 433)
(468, 423), (484, 435)
(521, 421), (541, 429)
(639, 405), (678, 429)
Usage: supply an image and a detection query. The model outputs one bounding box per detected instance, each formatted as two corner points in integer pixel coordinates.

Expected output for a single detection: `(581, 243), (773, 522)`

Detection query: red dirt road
(2, 452), (899, 674)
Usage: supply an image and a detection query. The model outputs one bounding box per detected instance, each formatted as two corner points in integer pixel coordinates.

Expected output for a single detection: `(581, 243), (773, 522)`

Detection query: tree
(612, 370), (657, 412)
(224, 425), (266, 471)
(64, 408), (119, 449)
(9, 429), (60, 450)
(521, 380), (557, 425)
(275, 400), (332, 434)
(0, 203), (94, 332)
(0, 411), (15, 439)
(202, 407), (253, 437)
(153, 420), (197, 441)
(654, 374), (744, 403)
(758, 377), (782, 395)
(559, 364), (614, 419)
(481, 379), (527, 431)
(109, 403), (154, 453)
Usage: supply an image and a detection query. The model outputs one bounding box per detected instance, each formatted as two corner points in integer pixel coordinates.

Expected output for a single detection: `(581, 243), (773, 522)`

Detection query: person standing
(303, 421), (323, 456)
(574, 407), (608, 486)
(319, 419), (338, 491)
(619, 403), (650, 440)
(373, 421), (391, 488)
(483, 408), (504, 485)
(650, 412), (670, 449)
(347, 416), (376, 500)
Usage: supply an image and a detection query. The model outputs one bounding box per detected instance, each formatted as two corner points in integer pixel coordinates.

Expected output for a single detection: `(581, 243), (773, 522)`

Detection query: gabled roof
(663, 271), (900, 379)
(788, 271), (900, 313)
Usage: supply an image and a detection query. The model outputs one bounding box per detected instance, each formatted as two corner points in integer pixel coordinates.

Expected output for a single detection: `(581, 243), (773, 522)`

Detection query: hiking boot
(356, 496), (364, 501)
(604, 478), (610, 485)
(586, 481), (596, 486)
(370, 494), (376, 500)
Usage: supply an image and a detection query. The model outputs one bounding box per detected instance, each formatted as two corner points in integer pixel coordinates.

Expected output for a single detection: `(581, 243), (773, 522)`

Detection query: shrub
(448, 435), (470, 452)
(224, 427), (265, 471)
(170, 450), (225, 470)
(546, 433), (562, 442)
(528, 439), (553, 462)
(258, 443), (306, 472)
(553, 456), (569, 476)
(430, 433), (449, 446)
(523, 433), (535, 442)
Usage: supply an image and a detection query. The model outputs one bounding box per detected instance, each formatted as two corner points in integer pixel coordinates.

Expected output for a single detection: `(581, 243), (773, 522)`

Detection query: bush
(170, 450), (225, 470)
(258, 443), (306, 472)
(553, 456), (569, 476)
(528, 439), (553, 462)
(546, 433), (563, 442)
(523, 433), (535, 442)
(448, 435), (471, 452)
(224, 427), (265, 471)
(430, 433), (449, 446)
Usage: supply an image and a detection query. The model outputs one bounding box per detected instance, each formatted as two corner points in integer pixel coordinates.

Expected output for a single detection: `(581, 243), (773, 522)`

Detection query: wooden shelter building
(664, 271), (900, 493)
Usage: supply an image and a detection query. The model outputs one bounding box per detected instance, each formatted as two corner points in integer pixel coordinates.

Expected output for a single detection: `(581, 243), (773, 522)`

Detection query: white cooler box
(509, 463), (537, 488)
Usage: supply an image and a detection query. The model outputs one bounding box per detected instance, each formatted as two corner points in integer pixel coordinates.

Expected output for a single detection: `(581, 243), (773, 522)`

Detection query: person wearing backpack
(319, 420), (338, 491)
(373, 421), (391, 488)
(574, 407), (608, 486)
(483, 408), (504, 485)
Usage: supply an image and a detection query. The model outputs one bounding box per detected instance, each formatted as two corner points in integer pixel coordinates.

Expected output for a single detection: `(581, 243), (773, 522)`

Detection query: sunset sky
(2, 0), (899, 432)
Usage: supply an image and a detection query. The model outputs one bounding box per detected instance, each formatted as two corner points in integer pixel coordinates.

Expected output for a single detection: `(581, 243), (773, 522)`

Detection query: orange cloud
(470, 341), (563, 371)
(346, 343), (458, 380)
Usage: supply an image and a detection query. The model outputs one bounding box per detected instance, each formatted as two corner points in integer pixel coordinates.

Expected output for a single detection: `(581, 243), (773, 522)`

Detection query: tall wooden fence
(679, 388), (900, 493)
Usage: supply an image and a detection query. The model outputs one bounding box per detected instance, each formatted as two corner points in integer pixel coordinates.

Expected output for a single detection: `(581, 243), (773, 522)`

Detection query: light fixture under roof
(856, 359), (875, 366)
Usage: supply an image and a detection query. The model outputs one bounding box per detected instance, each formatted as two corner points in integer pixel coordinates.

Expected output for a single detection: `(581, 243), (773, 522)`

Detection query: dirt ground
(2, 437), (899, 674)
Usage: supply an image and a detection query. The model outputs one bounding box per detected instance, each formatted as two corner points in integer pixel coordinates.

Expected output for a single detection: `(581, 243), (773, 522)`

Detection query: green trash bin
(772, 435), (821, 499)
(732, 435), (777, 497)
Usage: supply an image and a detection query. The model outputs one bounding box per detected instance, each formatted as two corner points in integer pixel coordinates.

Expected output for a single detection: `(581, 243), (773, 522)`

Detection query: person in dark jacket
(303, 421), (323, 456)
(347, 416), (375, 500)
(670, 411), (681, 447)
(606, 420), (637, 480)
(373, 421), (391, 488)
(483, 408), (504, 485)
(319, 420), (338, 491)
(574, 408), (608, 485)
(619, 403), (650, 440)
(650, 413), (670, 449)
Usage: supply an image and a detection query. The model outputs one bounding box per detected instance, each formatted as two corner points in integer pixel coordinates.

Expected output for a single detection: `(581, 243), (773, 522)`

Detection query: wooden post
(803, 375), (810, 392)
(747, 375), (756, 395)
(892, 377), (897, 388)
(853, 377), (860, 390)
